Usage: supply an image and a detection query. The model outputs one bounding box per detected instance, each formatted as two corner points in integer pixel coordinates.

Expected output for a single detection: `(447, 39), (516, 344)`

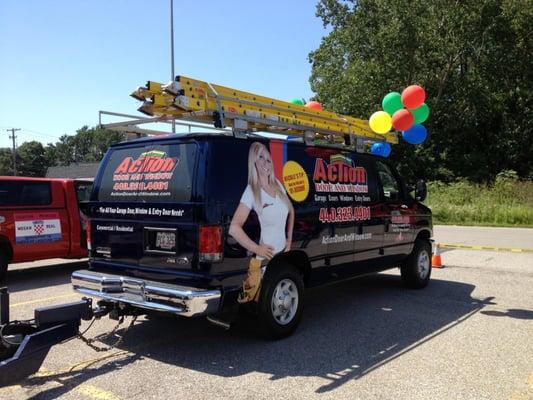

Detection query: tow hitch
(0, 287), (112, 387)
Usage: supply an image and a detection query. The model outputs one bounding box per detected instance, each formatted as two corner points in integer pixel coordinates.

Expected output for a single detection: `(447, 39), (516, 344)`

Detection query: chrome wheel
(417, 250), (430, 279)
(271, 278), (299, 325)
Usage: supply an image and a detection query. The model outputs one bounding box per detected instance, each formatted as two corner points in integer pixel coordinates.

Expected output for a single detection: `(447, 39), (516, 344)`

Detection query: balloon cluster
(369, 85), (430, 157)
(291, 98), (323, 111)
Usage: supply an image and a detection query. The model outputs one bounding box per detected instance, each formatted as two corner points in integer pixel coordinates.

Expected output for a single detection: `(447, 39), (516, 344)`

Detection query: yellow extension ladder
(129, 75), (398, 147)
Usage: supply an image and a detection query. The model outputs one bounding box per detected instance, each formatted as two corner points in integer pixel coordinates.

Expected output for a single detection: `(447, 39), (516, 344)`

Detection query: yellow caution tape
(439, 243), (533, 253)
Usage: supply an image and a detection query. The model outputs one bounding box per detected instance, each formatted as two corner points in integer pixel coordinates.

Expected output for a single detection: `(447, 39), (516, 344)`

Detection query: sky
(0, 0), (329, 149)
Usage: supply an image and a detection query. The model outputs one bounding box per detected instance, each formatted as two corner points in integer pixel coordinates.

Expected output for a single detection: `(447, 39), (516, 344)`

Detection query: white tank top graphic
(239, 181), (289, 259)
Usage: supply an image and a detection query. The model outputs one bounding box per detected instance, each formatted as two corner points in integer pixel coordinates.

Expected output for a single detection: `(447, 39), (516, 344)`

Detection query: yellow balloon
(369, 111), (392, 134)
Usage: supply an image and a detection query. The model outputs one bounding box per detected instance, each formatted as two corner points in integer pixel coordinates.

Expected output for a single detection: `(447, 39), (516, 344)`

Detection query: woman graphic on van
(229, 142), (295, 303)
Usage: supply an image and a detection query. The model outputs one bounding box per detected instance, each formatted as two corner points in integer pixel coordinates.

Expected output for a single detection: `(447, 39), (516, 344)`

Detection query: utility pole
(170, 0), (176, 134)
(6, 128), (20, 176)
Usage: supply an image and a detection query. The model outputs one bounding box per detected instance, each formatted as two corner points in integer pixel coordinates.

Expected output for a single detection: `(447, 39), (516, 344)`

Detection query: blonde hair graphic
(247, 142), (291, 212)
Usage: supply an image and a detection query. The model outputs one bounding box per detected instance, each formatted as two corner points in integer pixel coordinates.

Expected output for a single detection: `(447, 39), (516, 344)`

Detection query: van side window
(0, 181), (52, 206)
(353, 156), (380, 203)
(376, 161), (401, 202)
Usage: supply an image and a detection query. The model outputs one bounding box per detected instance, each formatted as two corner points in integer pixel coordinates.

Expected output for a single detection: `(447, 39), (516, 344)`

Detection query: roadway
(1, 226), (532, 399)
(434, 225), (533, 249)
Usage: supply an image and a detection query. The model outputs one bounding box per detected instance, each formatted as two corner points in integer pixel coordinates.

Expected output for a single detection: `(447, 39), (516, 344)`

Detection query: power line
(0, 126), (63, 140)
(6, 128), (20, 176)
(21, 128), (62, 139)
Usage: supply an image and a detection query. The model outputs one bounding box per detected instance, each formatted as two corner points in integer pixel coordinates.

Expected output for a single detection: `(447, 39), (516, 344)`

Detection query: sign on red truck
(14, 212), (62, 244)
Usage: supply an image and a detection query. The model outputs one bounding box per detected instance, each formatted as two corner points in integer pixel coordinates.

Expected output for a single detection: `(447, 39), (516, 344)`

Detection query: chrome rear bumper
(71, 270), (221, 317)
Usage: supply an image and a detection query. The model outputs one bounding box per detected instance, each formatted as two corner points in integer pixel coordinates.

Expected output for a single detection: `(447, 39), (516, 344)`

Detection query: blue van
(72, 133), (432, 338)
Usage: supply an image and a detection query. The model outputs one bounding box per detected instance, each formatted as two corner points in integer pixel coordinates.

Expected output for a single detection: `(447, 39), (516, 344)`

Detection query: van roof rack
(102, 75), (398, 150)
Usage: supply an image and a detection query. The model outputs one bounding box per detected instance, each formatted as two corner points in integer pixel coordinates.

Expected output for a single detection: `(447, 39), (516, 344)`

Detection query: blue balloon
(402, 124), (427, 144)
(370, 142), (392, 157)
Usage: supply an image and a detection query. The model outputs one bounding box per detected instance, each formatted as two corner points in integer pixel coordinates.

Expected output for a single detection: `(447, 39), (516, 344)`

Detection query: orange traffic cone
(432, 243), (443, 268)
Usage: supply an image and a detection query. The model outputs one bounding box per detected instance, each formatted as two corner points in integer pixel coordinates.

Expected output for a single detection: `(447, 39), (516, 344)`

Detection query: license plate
(156, 231), (176, 250)
(144, 228), (177, 254)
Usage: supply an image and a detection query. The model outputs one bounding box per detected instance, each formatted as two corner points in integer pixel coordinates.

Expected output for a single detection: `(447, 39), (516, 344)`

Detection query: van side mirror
(414, 180), (427, 202)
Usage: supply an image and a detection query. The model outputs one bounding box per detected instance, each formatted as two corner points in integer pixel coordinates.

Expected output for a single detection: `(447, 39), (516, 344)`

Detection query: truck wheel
(257, 264), (304, 340)
(0, 252), (7, 283)
(401, 239), (432, 289)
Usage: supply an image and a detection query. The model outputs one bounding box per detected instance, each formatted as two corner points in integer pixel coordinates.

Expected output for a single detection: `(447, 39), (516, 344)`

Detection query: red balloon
(305, 101), (323, 111)
(401, 85), (426, 109)
(392, 109), (414, 131)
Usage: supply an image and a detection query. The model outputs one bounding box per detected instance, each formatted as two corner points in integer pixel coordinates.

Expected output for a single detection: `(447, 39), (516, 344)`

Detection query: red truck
(0, 177), (92, 281)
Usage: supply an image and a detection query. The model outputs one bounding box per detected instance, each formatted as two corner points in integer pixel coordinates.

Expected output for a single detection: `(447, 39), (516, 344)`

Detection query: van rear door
(90, 141), (200, 274)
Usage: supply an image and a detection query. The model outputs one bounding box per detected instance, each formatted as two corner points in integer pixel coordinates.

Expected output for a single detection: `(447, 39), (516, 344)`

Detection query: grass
(425, 172), (533, 227)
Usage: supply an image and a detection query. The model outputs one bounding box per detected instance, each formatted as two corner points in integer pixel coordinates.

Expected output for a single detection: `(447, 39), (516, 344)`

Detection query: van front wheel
(258, 264), (304, 340)
(401, 239), (432, 289)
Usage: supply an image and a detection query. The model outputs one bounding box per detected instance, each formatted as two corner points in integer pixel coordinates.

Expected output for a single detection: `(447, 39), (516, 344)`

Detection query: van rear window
(96, 143), (196, 202)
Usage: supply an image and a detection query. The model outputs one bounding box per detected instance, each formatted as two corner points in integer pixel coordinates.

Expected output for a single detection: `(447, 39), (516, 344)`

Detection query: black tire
(0, 252), (8, 283)
(401, 239), (432, 289)
(257, 264), (304, 340)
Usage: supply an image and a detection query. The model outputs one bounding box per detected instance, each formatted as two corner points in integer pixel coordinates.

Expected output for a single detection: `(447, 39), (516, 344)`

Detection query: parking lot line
(0, 384), (22, 394)
(76, 384), (122, 400)
(11, 293), (78, 308)
(510, 372), (533, 400)
(1, 367), (124, 400)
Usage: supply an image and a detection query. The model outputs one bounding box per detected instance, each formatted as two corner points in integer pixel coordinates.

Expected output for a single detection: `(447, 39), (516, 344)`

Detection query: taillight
(199, 225), (223, 262)
(86, 219), (92, 251)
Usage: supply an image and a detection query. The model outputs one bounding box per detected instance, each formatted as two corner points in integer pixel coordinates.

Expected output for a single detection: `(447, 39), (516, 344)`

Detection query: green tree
(17, 141), (49, 177)
(44, 143), (57, 167)
(0, 149), (15, 176)
(52, 126), (123, 166)
(310, 0), (532, 182)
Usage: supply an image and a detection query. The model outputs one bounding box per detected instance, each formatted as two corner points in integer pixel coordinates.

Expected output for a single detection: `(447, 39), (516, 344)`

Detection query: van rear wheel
(257, 264), (304, 340)
(401, 239), (432, 289)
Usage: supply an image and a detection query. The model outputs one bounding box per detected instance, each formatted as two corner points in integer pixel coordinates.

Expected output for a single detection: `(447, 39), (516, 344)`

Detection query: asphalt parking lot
(1, 226), (532, 400)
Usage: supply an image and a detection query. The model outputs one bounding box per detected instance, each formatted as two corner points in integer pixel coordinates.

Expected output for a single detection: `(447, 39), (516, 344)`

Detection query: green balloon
(382, 92), (403, 116)
(411, 103), (430, 124)
(290, 98), (305, 106)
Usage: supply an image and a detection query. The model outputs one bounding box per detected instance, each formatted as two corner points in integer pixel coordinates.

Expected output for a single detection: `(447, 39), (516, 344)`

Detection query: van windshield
(95, 143), (196, 202)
